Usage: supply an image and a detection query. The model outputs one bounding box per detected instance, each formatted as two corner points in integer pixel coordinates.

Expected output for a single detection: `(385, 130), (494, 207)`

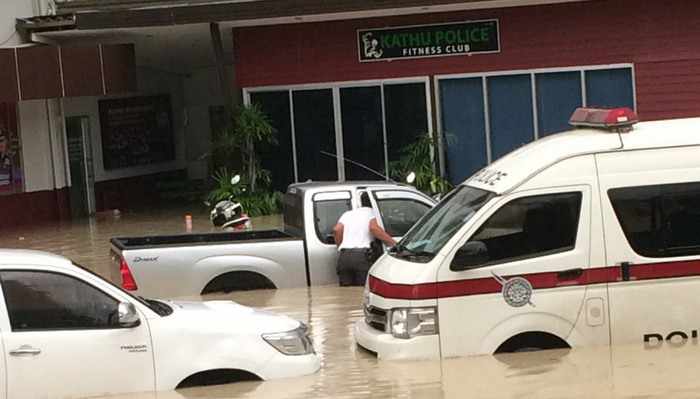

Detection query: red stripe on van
(368, 260), (700, 300)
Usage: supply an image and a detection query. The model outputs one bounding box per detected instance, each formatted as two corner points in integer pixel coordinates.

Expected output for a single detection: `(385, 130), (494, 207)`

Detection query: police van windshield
(392, 185), (494, 262)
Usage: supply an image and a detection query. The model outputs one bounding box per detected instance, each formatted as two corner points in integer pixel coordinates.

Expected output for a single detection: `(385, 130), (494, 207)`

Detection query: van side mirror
(118, 302), (141, 328)
(451, 241), (489, 271)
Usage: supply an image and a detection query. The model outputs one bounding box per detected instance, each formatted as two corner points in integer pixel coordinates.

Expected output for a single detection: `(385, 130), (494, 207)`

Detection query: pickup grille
(364, 305), (388, 333)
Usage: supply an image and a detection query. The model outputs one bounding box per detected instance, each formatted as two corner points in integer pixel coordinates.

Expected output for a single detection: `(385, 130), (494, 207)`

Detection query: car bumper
(353, 319), (440, 360)
(257, 352), (321, 380)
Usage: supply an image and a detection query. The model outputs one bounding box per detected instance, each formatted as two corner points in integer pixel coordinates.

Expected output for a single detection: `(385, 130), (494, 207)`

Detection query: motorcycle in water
(208, 175), (252, 231)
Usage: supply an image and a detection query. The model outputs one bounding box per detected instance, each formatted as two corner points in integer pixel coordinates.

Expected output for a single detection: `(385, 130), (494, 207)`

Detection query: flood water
(2, 209), (700, 398)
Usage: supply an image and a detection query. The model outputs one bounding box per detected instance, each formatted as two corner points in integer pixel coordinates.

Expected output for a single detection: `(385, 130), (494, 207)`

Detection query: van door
(0, 269), (155, 398)
(597, 149), (700, 348)
(436, 186), (592, 357)
(367, 189), (435, 241)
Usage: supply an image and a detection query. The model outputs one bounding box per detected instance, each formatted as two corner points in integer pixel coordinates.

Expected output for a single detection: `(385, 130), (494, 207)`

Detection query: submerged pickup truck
(110, 182), (435, 298)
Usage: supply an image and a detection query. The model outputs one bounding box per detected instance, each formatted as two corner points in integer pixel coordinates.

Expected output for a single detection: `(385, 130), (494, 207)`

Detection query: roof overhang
(20, 0), (588, 33)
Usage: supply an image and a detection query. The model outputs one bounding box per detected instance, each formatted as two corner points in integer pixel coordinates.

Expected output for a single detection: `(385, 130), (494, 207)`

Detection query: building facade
(3, 0), (700, 227)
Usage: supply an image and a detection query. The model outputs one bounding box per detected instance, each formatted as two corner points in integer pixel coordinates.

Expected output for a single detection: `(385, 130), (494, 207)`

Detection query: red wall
(234, 0), (700, 121)
(0, 188), (70, 229)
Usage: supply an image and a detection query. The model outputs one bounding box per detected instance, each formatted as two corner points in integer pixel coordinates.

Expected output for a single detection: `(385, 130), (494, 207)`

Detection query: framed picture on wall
(98, 95), (175, 170)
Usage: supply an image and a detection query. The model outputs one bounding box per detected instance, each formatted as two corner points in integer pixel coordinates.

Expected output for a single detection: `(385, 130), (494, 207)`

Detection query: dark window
(467, 192), (582, 265)
(313, 197), (352, 244)
(609, 182), (700, 258)
(293, 89), (337, 181)
(340, 86), (385, 180)
(250, 91), (295, 191)
(376, 199), (431, 237)
(0, 271), (119, 331)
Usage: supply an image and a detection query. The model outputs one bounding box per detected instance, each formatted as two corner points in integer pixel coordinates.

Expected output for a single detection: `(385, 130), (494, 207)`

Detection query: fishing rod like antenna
(320, 150), (394, 182)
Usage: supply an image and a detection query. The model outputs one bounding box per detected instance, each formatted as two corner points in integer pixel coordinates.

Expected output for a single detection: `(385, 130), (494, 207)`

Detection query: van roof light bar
(569, 107), (639, 132)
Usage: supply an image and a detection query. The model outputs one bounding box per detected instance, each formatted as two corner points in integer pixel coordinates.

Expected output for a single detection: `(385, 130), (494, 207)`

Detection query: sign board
(99, 95), (175, 170)
(358, 19), (500, 62)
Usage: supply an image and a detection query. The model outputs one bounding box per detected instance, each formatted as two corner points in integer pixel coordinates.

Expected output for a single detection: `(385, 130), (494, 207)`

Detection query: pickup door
(306, 189), (434, 286)
(368, 188), (435, 241)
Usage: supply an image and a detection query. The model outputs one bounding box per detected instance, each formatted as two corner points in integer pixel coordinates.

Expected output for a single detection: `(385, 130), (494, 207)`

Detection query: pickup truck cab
(111, 182), (435, 298)
(0, 249), (319, 399)
(356, 108), (700, 359)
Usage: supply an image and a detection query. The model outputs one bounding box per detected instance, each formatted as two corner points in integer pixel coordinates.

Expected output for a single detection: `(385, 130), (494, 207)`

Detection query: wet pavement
(2, 209), (700, 398)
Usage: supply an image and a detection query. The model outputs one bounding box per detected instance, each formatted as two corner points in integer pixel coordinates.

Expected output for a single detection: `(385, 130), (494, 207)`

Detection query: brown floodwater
(1, 209), (699, 399)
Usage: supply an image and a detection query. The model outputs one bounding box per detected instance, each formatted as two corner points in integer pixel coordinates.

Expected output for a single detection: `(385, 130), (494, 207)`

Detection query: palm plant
(217, 103), (277, 192)
(390, 134), (453, 195)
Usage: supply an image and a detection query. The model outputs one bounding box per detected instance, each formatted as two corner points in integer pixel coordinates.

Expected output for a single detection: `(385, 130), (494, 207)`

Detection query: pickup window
(0, 271), (120, 331)
(372, 191), (432, 237)
(313, 191), (352, 244)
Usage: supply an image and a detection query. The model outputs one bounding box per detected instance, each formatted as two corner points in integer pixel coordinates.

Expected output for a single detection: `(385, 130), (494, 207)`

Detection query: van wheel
(495, 332), (570, 354)
(201, 271), (276, 294)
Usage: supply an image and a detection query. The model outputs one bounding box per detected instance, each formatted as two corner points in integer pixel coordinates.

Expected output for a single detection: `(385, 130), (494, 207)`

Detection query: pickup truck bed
(111, 229), (308, 298)
(111, 229), (295, 250)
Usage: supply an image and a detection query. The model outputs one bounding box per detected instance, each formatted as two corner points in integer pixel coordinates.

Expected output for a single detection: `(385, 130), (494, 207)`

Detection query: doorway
(65, 116), (96, 217)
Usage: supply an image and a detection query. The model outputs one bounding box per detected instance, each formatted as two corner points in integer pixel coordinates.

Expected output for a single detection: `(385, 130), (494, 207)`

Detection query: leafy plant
(216, 103), (277, 192)
(206, 167), (282, 217)
(390, 134), (453, 195)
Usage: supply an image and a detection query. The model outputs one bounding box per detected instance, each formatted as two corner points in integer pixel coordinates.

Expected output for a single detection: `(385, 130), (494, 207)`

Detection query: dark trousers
(337, 249), (371, 286)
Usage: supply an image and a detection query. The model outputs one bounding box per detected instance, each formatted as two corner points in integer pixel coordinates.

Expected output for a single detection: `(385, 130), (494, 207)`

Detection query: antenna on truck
(320, 150), (394, 182)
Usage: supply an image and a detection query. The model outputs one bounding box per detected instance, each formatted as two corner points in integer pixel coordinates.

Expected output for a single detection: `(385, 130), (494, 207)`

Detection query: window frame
(451, 190), (584, 270)
(0, 269), (131, 333)
(608, 182), (700, 259)
(311, 190), (353, 245)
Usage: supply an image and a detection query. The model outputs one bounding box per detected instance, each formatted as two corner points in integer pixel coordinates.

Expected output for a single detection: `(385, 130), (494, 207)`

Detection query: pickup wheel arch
(494, 331), (570, 354)
(176, 368), (261, 389)
(201, 271), (276, 294)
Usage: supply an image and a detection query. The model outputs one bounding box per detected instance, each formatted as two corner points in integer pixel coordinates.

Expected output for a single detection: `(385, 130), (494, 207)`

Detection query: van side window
(313, 192), (352, 244)
(609, 182), (700, 257)
(463, 192), (582, 266)
(0, 271), (119, 331)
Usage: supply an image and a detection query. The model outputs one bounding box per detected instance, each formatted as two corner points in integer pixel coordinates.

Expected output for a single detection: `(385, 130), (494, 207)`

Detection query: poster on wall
(358, 19), (500, 62)
(0, 103), (22, 195)
(98, 95), (175, 170)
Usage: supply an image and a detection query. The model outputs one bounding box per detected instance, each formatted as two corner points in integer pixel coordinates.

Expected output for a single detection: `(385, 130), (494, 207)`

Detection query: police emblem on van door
(492, 272), (534, 308)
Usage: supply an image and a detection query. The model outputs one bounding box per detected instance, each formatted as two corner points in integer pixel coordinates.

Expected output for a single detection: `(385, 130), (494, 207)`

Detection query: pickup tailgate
(110, 230), (306, 298)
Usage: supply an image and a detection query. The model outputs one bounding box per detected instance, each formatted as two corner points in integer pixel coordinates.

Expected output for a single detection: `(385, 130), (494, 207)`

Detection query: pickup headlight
(389, 307), (438, 339)
(262, 325), (314, 356)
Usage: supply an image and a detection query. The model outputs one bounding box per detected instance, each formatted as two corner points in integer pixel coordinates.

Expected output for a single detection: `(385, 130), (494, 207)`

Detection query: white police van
(356, 107), (700, 359)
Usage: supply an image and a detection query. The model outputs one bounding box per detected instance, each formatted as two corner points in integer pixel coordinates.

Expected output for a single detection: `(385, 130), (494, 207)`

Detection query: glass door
(340, 86), (385, 180)
(66, 116), (95, 217)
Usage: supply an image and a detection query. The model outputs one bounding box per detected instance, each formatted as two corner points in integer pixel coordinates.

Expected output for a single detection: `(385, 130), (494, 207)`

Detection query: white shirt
(337, 207), (376, 250)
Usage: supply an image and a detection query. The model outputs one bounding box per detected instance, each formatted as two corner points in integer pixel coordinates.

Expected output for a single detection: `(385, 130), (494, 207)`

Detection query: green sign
(358, 19), (500, 62)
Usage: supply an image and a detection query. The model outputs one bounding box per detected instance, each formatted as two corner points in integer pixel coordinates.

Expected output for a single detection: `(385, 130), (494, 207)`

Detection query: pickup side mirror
(451, 241), (489, 271)
(118, 302), (141, 328)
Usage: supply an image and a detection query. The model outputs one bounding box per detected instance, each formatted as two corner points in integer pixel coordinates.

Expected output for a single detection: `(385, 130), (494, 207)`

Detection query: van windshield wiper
(392, 245), (435, 260)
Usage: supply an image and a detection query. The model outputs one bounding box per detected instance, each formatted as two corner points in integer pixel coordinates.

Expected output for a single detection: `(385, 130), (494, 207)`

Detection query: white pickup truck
(0, 249), (319, 399)
(111, 182), (435, 298)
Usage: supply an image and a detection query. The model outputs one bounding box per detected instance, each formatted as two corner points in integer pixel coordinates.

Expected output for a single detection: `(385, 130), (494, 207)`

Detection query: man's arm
(333, 223), (344, 247)
(369, 218), (397, 247)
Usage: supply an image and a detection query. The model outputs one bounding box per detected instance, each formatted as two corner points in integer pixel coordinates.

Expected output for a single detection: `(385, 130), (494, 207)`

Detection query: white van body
(0, 250), (319, 399)
(355, 116), (700, 360)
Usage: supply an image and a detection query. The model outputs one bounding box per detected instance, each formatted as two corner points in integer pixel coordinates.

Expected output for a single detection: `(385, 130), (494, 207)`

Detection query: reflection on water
(2, 210), (699, 398)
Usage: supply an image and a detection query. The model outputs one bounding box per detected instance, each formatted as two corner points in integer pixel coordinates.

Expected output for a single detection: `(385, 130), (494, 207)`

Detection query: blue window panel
(487, 74), (535, 160)
(585, 68), (634, 109)
(536, 71), (583, 136)
(439, 78), (487, 184)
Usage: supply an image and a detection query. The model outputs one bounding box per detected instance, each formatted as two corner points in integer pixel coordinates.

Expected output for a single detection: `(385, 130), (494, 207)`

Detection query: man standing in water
(333, 192), (397, 286)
